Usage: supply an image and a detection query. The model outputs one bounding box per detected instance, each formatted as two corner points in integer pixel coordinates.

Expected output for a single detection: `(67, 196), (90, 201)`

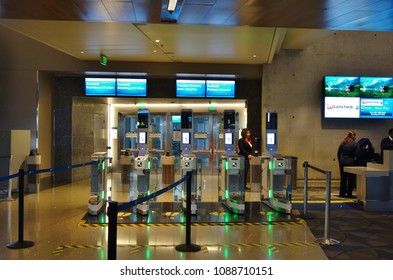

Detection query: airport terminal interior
(2, 108), (393, 261)
(4, 1), (393, 262)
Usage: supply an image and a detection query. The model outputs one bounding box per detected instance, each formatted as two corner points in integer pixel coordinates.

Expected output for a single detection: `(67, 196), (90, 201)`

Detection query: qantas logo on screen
(361, 99), (383, 106)
(326, 104), (358, 110)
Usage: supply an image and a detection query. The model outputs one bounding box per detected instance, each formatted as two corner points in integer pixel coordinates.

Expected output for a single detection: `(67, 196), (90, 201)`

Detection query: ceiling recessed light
(253, 54), (257, 58)
(168, 0), (178, 12)
(155, 39), (160, 43)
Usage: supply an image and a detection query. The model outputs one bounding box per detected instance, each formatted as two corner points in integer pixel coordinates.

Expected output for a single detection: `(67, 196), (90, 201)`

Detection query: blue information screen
(117, 78), (147, 97)
(176, 80), (206, 97)
(206, 80), (235, 98)
(85, 78), (116, 96)
(360, 98), (393, 118)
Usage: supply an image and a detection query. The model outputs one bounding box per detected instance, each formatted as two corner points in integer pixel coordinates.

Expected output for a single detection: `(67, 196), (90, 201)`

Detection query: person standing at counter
(380, 128), (393, 163)
(337, 131), (360, 198)
(238, 128), (253, 191)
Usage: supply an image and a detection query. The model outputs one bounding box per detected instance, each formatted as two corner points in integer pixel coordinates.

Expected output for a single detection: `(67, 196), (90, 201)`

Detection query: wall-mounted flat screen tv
(176, 80), (205, 98)
(323, 76), (360, 118)
(116, 78), (147, 97)
(206, 80), (235, 98)
(323, 75), (393, 119)
(359, 77), (393, 118)
(85, 78), (116, 96)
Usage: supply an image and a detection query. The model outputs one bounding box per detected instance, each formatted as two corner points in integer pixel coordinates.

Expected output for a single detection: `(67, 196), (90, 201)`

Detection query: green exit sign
(100, 54), (107, 66)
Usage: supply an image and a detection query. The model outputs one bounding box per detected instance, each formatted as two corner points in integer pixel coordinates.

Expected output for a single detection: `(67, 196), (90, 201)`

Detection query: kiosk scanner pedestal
(179, 109), (198, 215)
(221, 110), (245, 214)
(261, 111), (292, 214)
(132, 110), (151, 215)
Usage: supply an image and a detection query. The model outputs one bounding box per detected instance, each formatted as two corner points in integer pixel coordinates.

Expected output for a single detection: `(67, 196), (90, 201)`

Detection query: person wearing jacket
(238, 128), (253, 191)
(380, 128), (393, 163)
(337, 131), (360, 198)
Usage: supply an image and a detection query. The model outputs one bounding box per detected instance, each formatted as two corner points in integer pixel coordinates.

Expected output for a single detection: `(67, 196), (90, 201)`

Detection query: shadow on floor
(299, 202), (393, 260)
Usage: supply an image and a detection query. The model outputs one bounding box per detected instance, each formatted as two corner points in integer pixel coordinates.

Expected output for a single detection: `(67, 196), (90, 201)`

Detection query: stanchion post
(303, 161), (308, 217)
(6, 169), (34, 249)
(315, 170), (340, 246)
(107, 201), (118, 260)
(7, 154), (13, 200)
(176, 172), (201, 252)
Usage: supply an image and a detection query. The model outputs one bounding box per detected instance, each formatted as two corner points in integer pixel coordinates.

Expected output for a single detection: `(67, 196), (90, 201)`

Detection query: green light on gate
(225, 161), (229, 170)
(102, 161), (106, 170)
(268, 189), (273, 198)
(225, 190), (229, 199)
(269, 161), (274, 170)
(223, 247), (229, 259)
(148, 161), (151, 169)
(268, 248), (273, 257)
(145, 248), (151, 260)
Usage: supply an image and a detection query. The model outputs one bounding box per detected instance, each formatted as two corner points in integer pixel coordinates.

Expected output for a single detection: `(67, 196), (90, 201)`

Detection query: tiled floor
(0, 172), (329, 260)
(2, 170), (393, 261)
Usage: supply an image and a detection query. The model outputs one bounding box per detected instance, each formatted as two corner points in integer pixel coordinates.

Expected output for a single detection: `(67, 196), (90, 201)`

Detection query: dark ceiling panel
(72, 0), (112, 21)
(1, 0), (393, 31)
(334, 9), (393, 30)
(102, 1), (136, 22)
(178, 5), (212, 24)
(132, 0), (162, 22)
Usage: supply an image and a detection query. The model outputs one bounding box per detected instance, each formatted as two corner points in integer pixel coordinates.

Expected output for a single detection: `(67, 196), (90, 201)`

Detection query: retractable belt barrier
(108, 171), (201, 260)
(4, 160), (98, 250)
(117, 175), (188, 211)
(3, 161), (202, 257)
(303, 161), (340, 246)
(0, 161), (97, 183)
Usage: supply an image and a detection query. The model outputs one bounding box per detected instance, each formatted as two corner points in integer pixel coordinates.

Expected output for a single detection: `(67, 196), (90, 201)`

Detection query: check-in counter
(344, 150), (393, 211)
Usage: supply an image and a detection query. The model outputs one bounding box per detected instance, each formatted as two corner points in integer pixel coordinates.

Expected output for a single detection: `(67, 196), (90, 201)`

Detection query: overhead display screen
(176, 80), (206, 98)
(324, 75), (393, 119)
(206, 80), (235, 98)
(85, 78), (116, 96)
(116, 78), (147, 97)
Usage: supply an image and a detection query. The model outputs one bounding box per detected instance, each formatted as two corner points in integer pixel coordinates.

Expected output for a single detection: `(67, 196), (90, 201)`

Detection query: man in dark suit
(380, 128), (393, 163)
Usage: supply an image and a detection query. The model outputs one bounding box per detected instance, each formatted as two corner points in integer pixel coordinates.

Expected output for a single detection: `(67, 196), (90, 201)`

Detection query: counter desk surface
(344, 163), (392, 211)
